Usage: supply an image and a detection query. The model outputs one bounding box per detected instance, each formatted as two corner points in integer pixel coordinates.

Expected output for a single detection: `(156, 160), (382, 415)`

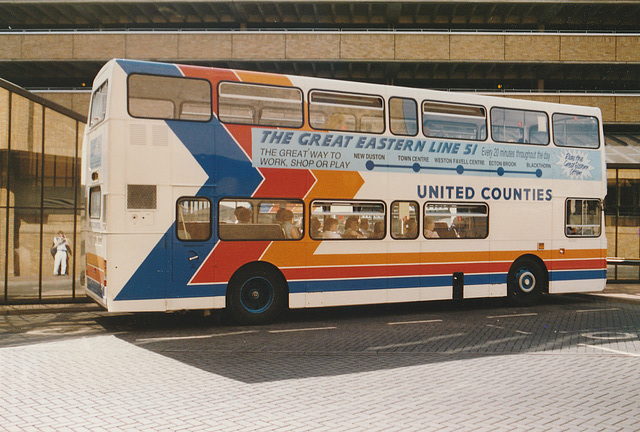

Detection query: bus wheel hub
(518, 270), (536, 293)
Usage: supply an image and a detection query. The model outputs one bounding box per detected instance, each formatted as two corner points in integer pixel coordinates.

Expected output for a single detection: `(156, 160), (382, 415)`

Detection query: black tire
(507, 257), (547, 306)
(227, 265), (287, 325)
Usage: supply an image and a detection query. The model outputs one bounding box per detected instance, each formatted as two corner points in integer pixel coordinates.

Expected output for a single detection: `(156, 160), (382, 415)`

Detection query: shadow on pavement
(91, 294), (640, 383)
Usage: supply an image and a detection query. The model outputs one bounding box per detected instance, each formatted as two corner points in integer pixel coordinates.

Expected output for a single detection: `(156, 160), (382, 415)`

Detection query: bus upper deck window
(491, 107), (549, 145)
(423, 101), (487, 141)
(553, 114), (600, 148)
(218, 82), (303, 128)
(389, 97), (418, 136)
(89, 81), (108, 128)
(128, 74), (212, 122)
(309, 90), (384, 134)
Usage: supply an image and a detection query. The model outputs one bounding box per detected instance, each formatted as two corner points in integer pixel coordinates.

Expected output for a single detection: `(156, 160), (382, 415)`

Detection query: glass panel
(309, 90), (384, 133)
(77, 124), (84, 206)
(566, 199), (602, 237)
(610, 264), (639, 281)
(424, 203), (488, 239)
(617, 215), (639, 259)
(310, 200), (385, 240)
(611, 169), (640, 261)
(44, 108), (76, 209)
(176, 197), (211, 241)
(10, 94), (43, 209)
(219, 198), (304, 241)
(42, 208), (75, 297)
(218, 82), (303, 127)
(605, 169), (618, 260)
(423, 101), (487, 141)
(553, 113), (599, 148)
(605, 169), (617, 216)
(605, 214), (617, 258)
(0, 87), (8, 150)
(6, 207), (41, 300)
(89, 81), (108, 128)
(391, 201), (419, 239)
(75, 207), (85, 297)
(491, 107), (549, 145)
(132, 98), (174, 119)
(89, 187), (101, 219)
(0, 207), (5, 300)
(389, 97), (418, 136)
(617, 169), (640, 217)
(0, 88), (8, 209)
(1, 89), (84, 303)
(129, 74), (212, 122)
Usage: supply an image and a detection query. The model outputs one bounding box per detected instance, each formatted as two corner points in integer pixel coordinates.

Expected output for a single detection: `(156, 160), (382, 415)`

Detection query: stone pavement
(0, 285), (639, 431)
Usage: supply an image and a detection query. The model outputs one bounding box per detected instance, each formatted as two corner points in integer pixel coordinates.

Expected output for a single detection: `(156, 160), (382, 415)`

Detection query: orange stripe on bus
(86, 253), (106, 271)
(235, 70), (293, 87)
(307, 170), (364, 200)
(263, 244), (607, 269)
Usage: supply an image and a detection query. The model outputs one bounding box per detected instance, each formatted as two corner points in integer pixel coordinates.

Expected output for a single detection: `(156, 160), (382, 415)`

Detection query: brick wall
(2, 32), (638, 64)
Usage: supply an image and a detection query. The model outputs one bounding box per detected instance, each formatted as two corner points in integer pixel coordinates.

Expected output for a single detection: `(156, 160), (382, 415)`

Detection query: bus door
(172, 191), (214, 291)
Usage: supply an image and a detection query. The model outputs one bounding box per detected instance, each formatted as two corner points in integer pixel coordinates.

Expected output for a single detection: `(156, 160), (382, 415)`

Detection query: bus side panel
(112, 109), (266, 309)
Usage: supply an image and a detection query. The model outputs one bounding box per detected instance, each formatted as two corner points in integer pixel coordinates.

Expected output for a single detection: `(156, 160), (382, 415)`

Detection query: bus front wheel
(227, 265), (287, 325)
(507, 257), (547, 306)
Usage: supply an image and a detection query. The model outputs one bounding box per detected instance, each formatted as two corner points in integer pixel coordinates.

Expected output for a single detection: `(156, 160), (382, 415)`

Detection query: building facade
(0, 1), (639, 302)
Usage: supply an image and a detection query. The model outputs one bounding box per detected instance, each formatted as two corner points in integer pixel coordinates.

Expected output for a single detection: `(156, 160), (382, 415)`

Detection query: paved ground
(1, 285), (639, 431)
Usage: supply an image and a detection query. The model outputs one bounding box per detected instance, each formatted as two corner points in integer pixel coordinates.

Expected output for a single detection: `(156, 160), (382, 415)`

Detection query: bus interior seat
(218, 223), (285, 240)
(434, 222), (457, 238)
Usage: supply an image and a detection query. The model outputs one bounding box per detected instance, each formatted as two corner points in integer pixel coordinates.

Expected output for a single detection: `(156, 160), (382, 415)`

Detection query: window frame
(565, 198), (602, 238)
(218, 197), (305, 241)
(422, 100), (488, 142)
(390, 201), (420, 240)
(217, 81), (304, 128)
(89, 81), (108, 129)
(89, 186), (101, 220)
(308, 89), (386, 134)
(310, 199), (387, 241)
(176, 197), (212, 242)
(552, 113), (601, 149)
(490, 106), (550, 145)
(389, 97), (419, 137)
(127, 73), (212, 122)
(423, 202), (489, 240)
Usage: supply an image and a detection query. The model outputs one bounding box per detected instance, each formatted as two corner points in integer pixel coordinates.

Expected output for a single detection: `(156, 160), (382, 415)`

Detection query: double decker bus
(83, 59), (606, 324)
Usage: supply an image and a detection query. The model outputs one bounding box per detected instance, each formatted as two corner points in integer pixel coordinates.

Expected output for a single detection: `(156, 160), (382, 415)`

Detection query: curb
(588, 292), (640, 304)
(0, 303), (103, 316)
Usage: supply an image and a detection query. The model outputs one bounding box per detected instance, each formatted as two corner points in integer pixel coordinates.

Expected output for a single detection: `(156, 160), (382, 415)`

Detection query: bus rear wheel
(507, 257), (547, 306)
(227, 265), (286, 325)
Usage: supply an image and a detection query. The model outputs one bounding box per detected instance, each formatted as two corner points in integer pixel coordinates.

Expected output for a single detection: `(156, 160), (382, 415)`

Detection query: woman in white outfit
(53, 231), (69, 276)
